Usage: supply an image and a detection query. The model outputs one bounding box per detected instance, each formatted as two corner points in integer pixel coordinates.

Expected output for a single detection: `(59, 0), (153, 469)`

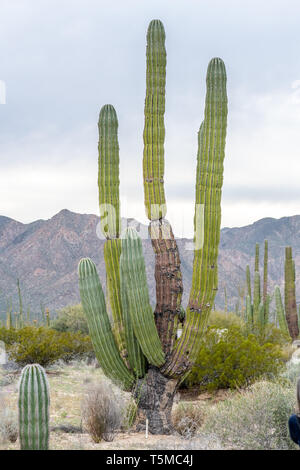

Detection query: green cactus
(143, 19), (167, 221)
(263, 240), (268, 318)
(78, 19), (228, 433)
(275, 286), (289, 336)
(162, 57), (227, 377)
(284, 246), (299, 340)
(78, 258), (134, 390)
(120, 228), (165, 367)
(246, 265), (251, 300)
(244, 240), (271, 332)
(18, 364), (50, 450)
(98, 104), (120, 238)
(255, 243), (259, 272)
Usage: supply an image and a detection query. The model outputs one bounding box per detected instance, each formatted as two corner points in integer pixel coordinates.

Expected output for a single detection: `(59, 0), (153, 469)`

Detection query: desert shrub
(249, 323), (291, 347)
(0, 394), (18, 444)
(81, 382), (123, 442)
(208, 311), (244, 329)
(52, 304), (89, 335)
(0, 326), (93, 367)
(202, 380), (297, 450)
(182, 325), (285, 391)
(172, 403), (204, 437)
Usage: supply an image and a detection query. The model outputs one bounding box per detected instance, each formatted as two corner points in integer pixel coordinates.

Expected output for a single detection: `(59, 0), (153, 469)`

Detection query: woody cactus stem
(143, 19), (167, 221)
(284, 247), (299, 340)
(18, 364), (50, 450)
(163, 58), (228, 377)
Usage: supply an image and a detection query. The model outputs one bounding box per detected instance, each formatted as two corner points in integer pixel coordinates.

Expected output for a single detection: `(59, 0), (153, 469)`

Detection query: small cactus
(18, 364), (50, 450)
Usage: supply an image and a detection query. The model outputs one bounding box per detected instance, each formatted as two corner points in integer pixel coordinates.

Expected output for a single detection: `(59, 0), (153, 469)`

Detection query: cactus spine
(78, 19), (228, 434)
(18, 364), (50, 450)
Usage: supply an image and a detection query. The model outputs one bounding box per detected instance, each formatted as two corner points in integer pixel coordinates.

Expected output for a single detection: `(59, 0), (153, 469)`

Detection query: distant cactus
(244, 240), (270, 331)
(18, 364), (50, 450)
(284, 247), (299, 340)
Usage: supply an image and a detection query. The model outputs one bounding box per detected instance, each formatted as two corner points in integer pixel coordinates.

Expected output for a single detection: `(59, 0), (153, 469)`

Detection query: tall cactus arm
(78, 258), (134, 390)
(253, 271), (261, 324)
(255, 243), (259, 272)
(120, 264), (146, 378)
(246, 294), (253, 330)
(120, 228), (165, 367)
(143, 19), (167, 221)
(246, 265), (251, 301)
(275, 286), (289, 336)
(263, 240), (268, 321)
(284, 247), (299, 340)
(162, 58), (228, 378)
(18, 364), (50, 450)
(104, 239), (126, 357)
(98, 104), (125, 353)
(98, 104), (120, 238)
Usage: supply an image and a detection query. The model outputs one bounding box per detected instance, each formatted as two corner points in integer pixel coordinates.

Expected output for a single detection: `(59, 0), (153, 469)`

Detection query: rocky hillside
(0, 209), (299, 320)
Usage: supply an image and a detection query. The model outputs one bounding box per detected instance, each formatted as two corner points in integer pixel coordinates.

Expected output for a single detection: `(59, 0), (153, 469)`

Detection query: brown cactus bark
(136, 366), (178, 434)
(149, 219), (183, 357)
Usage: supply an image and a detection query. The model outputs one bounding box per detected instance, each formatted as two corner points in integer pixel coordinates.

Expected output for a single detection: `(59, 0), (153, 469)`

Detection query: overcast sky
(1, 0), (300, 237)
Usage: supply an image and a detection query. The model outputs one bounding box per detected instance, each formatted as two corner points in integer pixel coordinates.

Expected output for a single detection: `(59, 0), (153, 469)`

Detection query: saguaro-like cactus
(244, 240), (270, 331)
(284, 247), (299, 340)
(18, 364), (50, 450)
(78, 19), (228, 434)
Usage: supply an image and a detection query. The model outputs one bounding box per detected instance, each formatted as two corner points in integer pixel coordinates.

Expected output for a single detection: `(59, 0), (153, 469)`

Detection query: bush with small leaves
(52, 304), (89, 335)
(202, 380), (298, 450)
(0, 326), (93, 367)
(182, 325), (286, 391)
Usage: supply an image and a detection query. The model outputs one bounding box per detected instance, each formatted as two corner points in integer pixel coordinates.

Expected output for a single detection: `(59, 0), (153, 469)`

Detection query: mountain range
(0, 209), (299, 320)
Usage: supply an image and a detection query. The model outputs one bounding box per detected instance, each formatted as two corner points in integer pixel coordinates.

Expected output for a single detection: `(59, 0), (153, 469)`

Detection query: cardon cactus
(78, 19), (228, 434)
(284, 246), (299, 340)
(244, 240), (270, 331)
(18, 364), (50, 450)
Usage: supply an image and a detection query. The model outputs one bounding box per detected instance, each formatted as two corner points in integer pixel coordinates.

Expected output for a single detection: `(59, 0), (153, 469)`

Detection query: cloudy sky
(1, 0), (300, 237)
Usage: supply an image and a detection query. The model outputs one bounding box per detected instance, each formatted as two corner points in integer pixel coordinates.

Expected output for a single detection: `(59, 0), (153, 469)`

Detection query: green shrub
(0, 326), (93, 367)
(52, 304), (89, 335)
(208, 311), (244, 329)
(182, 325), (285, 391)
(202, 380), (297, 450)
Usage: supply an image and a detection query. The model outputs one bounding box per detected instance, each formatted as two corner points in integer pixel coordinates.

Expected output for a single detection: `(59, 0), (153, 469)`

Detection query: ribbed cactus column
(98, 104), (120, 238)
(275, 286), (289, 336)
(284, 246), (299, 340)
(78, 258), (134, 390)
(120, 228), (165, 366)
(263, 240), (269, 322)
(143, 19), (167, 221)
(163, 58), (228, 377)
(142, 19), (183, 354)
(98, 105), (125, 356)
(18, 364), (50, 450)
